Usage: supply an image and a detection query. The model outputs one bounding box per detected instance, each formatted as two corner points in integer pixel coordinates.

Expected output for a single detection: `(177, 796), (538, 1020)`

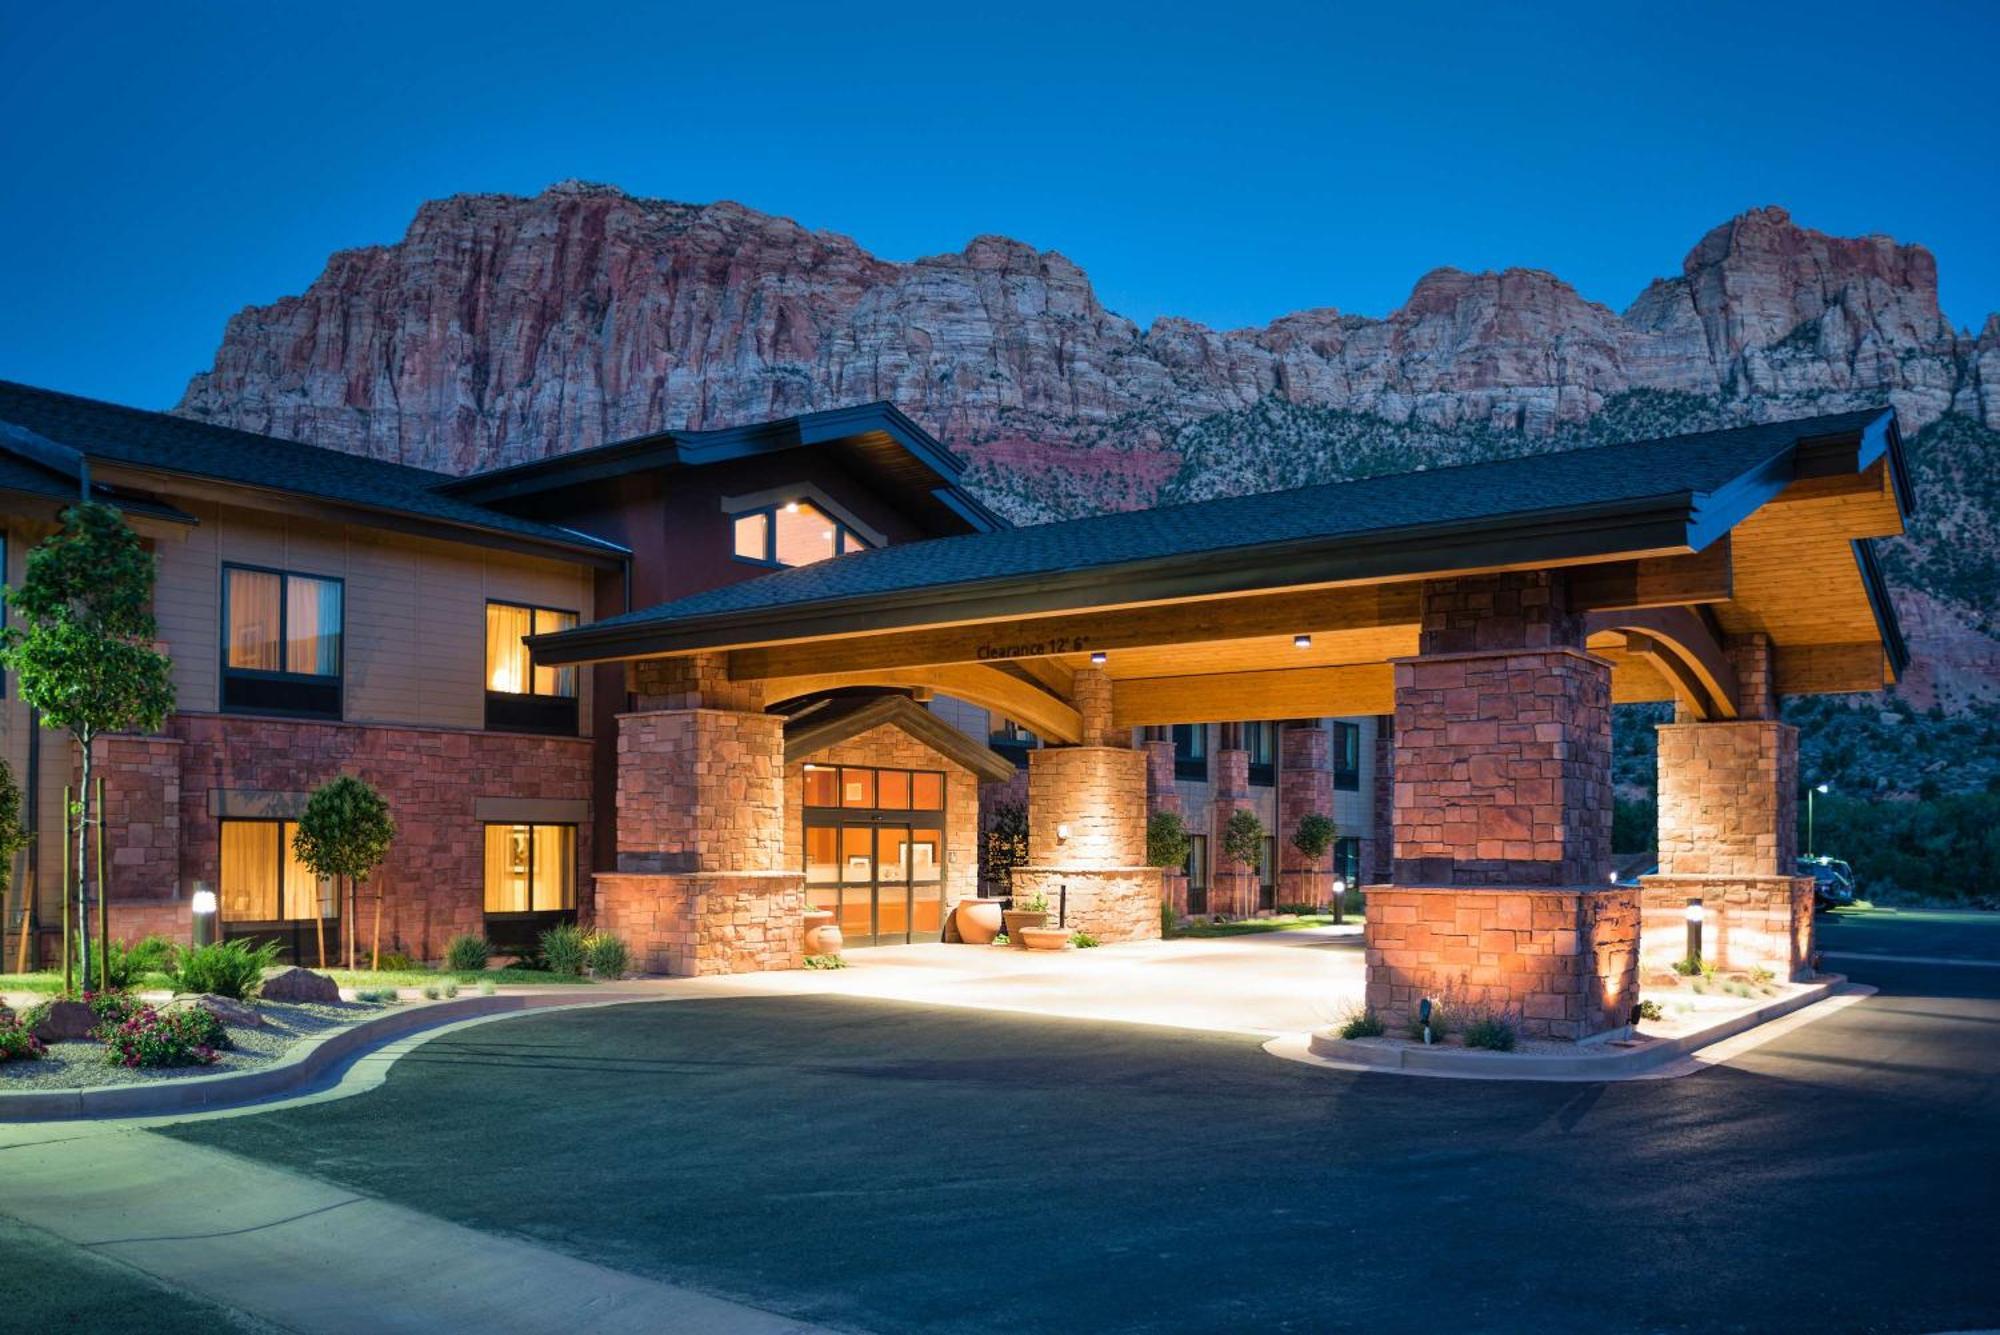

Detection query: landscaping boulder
(167, 993), (264, 1028)
(259, 966), (341, 1004)
(30, 998), (98, 1043)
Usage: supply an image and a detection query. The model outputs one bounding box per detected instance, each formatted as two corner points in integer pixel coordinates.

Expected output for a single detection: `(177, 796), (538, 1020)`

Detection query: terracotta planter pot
(1002, 909), (1047, 948)
(955, 898), (1004, 945)
(803, 910), (843, 957)
(1018, 926), (1070, 952)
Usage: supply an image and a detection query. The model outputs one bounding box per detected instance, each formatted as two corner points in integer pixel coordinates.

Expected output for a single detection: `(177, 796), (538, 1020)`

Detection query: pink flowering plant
(102, 1004), (231, 1069)
(0, 1018), (45, 1062)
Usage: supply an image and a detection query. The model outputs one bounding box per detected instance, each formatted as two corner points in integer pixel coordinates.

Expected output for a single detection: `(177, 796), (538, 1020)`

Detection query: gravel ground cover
(0, 998), (384, 1091)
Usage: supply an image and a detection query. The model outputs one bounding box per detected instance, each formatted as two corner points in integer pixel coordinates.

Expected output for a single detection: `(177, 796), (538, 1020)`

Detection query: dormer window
(730, 496), (875, 568)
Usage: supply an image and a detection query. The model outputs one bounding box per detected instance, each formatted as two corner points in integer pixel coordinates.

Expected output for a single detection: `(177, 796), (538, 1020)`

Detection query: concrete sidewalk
(0, 1121), (825, 1334)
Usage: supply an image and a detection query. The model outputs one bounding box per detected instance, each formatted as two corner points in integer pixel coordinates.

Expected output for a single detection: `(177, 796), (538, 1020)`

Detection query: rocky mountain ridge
(173, 183), (2000, 785)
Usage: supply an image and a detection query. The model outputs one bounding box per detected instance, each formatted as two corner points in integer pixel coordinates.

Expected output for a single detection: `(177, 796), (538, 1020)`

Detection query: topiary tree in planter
(1291, 812), (1338, 916)
(1146, 809), (1191, 870)
(292, 776), (396, 971)
(1222, 808), (1266, 870)
(1, 501), (175, 992)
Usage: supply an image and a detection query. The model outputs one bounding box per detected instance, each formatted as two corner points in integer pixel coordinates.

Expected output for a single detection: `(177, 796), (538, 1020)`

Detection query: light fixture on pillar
(1056, 822), (1071, 843)
(1293, 634), (1312, 649)
(1684, 898), (1705, 967)
(1089, 651), (1107, 666)
(1808, 781), (1831, 859)
(191, 884), (218, 948)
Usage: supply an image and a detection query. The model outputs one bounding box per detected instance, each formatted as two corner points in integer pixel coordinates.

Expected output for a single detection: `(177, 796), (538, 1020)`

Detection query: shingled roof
(0, 380), (629, 563)
(534, 407), (1905, 662)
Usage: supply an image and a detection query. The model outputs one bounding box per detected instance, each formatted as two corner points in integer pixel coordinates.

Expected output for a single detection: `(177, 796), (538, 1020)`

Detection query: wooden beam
(1774, 642), (1888, 696)
(1588, 605), (1739, 720)
(763, 664), (1084, 743)
(1112, 664), (1395, 730)
(729, 583), (1422, 680)
(1568, 538), (1731, 613)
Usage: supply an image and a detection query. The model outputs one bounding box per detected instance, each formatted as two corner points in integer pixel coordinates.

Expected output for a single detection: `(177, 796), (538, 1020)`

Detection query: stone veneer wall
(781, 722), (980, 906)
(1278, 723), (1333, 907)
(595, 871), (804, 976)
(615, 708), (784, 874)
(1016, 745), (1162, 943)
(1637, 875), (1816, 980)
(1370, 715), (1396, 881)
(1655, 721), (1799, 877)
(103, 715), (595, 954)
(1365, 885), (1640, 1040)
(1210, 746), (1257, 916)
(1390, 647), (1611, 887)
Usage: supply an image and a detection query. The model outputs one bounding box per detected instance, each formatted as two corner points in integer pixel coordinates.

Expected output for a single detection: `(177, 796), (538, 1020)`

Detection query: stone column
(594, 654), (804, 976)
(1365, 572), (1638, 1040)
(1639, 634), (1815, 979)
(1210, 724), (1256, 917)
(1014, 668), (1163, 942)
(1141, 728), (1188, 916)
(1278, 721), (1333, 908)
(1369, 715), (1395, 883)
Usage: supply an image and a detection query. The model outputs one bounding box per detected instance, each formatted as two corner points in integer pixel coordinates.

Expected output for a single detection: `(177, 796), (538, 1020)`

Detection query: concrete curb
(1293, 974), (1847, 1081)
(0, 990), (631, 1122)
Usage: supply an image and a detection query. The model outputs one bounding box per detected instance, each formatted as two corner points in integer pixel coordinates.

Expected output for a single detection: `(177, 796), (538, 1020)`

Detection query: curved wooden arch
(762, 663), (1083, 743)
(1589, 606), (1740, 720)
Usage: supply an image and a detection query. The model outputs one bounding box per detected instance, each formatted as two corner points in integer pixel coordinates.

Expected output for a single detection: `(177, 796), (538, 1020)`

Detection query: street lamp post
(1808, 781), (1831, 860)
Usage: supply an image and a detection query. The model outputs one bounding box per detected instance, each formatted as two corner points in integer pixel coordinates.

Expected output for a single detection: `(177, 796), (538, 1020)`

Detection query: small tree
(291, 776), (396, 970)
(0, 501), (175, 991)
(1146, 810), (1191, 870)
(0, 759), (30, 965)
(1222, 808), (1266, 869)
(980, 799), (1029, 895)
(1291, 812), (1338, 913)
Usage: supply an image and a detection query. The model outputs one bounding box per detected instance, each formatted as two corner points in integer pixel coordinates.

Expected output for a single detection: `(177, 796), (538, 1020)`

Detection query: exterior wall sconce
(784, 500), (800, 512)
(191, 883), (218, 947)
(1089, 651), (1107, 666)
(1056, 823), (1071, 843)
(1684, 898), (1705, 965)
(1293, 634), (1312, 649)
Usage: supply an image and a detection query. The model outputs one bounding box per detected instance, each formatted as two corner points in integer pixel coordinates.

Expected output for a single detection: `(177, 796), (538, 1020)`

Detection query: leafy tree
(0, 502), (175, 990)
(1146, 809), (1192, 870)
(1222, 808), (1266, 869)
(1290, 811), (1339, 914)
(292, 776), (396, 969)
(0, 758), (29, 951)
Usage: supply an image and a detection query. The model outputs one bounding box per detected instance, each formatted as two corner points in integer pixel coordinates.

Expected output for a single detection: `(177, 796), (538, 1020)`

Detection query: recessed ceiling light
(1090, 651), (1107, 665)
(1294, 634), (1312, 649)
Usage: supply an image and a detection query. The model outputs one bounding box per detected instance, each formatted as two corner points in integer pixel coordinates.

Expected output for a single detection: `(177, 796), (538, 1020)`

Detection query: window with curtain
(484, 602), (580, 735)
(1172, 724), (1208, 780)
(223, 566), (343, 717)
(1334, 721), (1362, 791)
(219, 819), (332, 921)
(1247, 721), (1278, 786)
(482, 824), (575, 913)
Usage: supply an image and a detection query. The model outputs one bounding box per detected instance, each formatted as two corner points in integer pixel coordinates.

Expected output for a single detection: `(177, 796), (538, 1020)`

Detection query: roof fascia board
(531, 494), (1698, 664)
(930, 486), (1006, 533)
(783, 695), (1017, 782)
(446, 439), (686, 504)
(93, 462), (630, 569)
(1852, 537), (1910, 676)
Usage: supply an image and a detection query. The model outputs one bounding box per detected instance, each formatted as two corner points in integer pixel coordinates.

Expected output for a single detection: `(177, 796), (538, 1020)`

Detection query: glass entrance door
(804, 819), (945, 947)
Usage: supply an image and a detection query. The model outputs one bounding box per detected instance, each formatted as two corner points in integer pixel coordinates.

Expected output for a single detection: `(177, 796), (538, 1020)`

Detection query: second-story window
(1334, 721), (1362, 791)
(1247, 722), (1278, 786)
(222, 565), (343, 719)
(485, 601), (579, 735)
(1172, 724), (1208, 781)
(732, 499), (871, 568)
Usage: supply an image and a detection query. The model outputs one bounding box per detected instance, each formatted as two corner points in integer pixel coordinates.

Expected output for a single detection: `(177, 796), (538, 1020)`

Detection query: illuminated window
(485, 602), (578, 697)
(219, 820), (333, 922)
(482, 824), (575, 913)
(222, 565), (342, 717)
(799, 765), (946, 811)
(731, 499), (872, 568)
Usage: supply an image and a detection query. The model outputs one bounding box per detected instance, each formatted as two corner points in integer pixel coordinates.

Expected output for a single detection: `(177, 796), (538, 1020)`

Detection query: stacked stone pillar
(1014, 668), (1163, 942)
(1365, 571), (1638, 1040)
(1141, 728), (1188, 916)
(1277, 721), (1334, 908)
(1209, 725), (1257, 916)
(593, 654), (805, 975)
(1639, 634), (1815, 980)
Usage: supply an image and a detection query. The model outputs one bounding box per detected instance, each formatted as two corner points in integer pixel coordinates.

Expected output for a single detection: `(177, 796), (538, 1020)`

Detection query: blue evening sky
(3, 1), (1995, 409)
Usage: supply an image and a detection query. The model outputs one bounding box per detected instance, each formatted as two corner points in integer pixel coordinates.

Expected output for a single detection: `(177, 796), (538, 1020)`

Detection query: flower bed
(0, 997), (377, 1092)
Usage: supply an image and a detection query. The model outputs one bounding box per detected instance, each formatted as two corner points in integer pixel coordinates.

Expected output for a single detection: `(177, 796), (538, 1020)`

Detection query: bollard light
(1332, 876), (1347, 926)
(191, 884), (219, 947)
(1684, 898), (1704, 967)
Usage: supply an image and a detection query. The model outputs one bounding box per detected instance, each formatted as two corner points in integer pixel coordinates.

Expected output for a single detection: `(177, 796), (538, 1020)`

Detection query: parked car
(1797, 856), (1857, 908)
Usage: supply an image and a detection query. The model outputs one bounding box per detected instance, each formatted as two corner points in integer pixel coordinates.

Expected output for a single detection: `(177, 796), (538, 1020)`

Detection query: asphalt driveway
(151, 912), (2000, 1334)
